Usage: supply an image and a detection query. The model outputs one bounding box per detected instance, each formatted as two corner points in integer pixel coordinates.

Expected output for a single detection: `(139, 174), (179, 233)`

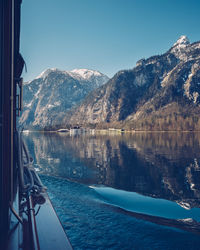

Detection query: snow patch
(69, 69), (103, 80)
(184, 63), (200, 103)
(47, 101), (61, 109)
(36, 68), (60, 79)
(26, 100), (33, 108)
(170, 35), (190, 61)
(35, 68), (108, 84)
(173, 35), (190, 47)
(193, 92), (199, 103)
(134, 73), (147, 87)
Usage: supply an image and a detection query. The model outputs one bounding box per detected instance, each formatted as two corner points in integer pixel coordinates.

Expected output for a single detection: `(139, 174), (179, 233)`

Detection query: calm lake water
(24, 131), (200, 250)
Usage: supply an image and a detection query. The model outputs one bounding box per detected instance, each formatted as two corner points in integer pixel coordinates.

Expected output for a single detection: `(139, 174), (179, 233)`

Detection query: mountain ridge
(65, 36), (200, 130)
(19, 68), (109, 129)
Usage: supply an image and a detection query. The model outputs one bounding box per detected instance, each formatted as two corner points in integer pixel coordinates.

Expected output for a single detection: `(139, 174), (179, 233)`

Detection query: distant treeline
(124, 114), (200, 131)
(42, 114), (200, 131)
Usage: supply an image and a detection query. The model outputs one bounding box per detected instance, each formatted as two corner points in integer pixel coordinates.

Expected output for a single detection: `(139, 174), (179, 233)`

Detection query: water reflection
(23, 131), (200, 245)
(24, 132), (200, 210)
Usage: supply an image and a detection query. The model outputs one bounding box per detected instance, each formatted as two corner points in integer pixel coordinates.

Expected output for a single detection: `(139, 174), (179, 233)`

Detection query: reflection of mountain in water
(24, 132), (200, 208)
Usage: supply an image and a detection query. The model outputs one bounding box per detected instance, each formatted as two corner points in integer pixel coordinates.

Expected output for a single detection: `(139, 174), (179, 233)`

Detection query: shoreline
(22, 129), (200, 134)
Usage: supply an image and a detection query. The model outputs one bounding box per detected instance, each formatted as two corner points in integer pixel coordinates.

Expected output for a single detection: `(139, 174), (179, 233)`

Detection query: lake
(23, 131), (200, 250)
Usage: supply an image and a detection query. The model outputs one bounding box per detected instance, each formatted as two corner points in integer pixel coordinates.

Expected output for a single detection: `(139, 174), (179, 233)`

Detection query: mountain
(66, 36), (200, 130)
(19, 68), (109, 129)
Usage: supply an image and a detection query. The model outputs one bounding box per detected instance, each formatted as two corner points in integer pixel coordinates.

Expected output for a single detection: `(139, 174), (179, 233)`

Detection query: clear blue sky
(21, 0), (200, 81)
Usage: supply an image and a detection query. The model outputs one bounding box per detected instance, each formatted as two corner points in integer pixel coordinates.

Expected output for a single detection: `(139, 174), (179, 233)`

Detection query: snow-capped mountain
(36, 68), (108, 85)
(170, 35), (199, 61)
(19, 68), (109, 129)
(66, 36), (200, 130)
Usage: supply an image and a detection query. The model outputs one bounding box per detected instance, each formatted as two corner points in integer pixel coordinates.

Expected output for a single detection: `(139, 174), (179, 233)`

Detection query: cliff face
(19, 68), (109, 129)
(66, 36), (200, 130)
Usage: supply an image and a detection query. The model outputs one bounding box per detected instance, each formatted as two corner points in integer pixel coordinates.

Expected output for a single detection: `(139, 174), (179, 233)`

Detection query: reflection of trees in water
(24, 132), (200, 207)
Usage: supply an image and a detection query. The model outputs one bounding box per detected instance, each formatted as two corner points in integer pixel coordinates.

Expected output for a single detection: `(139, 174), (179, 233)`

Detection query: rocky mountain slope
(19, 68), (109, 129)
(66, 36), (200, 130)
